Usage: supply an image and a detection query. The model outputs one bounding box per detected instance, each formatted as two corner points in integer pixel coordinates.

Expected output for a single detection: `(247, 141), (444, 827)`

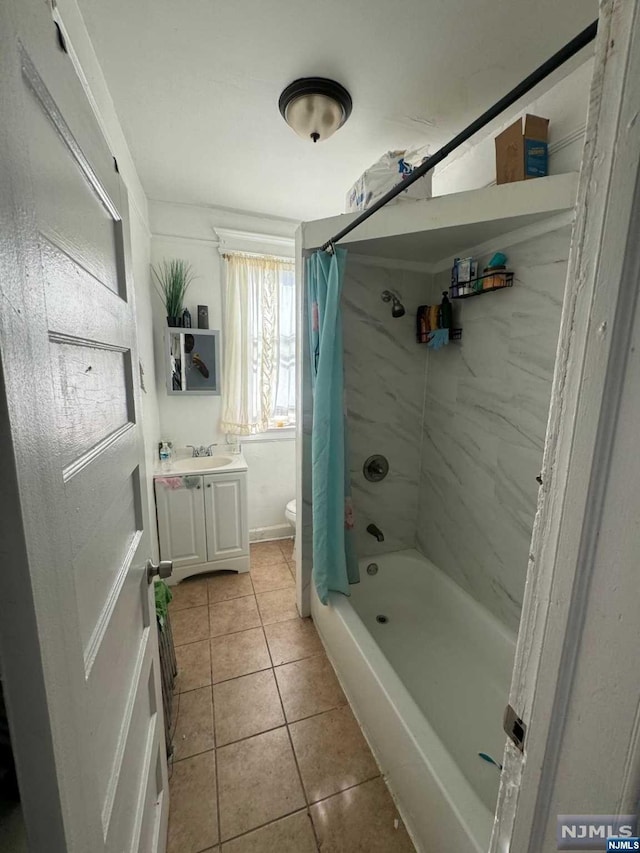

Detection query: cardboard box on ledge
(495, 114), (549, 184)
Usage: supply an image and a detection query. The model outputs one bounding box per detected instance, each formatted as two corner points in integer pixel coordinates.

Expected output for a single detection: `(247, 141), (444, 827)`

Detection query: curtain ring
(325, 241), (335, 255)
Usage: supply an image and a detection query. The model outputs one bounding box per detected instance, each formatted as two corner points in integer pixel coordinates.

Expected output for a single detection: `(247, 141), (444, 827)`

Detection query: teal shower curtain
(307, 248), (359, 604)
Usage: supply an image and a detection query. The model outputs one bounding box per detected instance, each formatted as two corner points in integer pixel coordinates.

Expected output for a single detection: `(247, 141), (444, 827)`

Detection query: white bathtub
(311, 549), (516, 853)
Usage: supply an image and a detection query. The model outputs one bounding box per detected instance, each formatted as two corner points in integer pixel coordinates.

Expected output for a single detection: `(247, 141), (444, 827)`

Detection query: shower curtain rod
(321, 19), (598, 252)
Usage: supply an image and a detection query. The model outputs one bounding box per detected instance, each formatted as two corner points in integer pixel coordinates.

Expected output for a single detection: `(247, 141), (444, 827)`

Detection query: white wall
(432, 59), (593, 196)
(242, 438), (296, 539)
(57, 0), (161, 559)
(150, 232), (224, 445)
(417, 228), (572, 632)
(148, 200), (299, 539)
(341, 260), (429, 557)
(130, 209), (162, 561)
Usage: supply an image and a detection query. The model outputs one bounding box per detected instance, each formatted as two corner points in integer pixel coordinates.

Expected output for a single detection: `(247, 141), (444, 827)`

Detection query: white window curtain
(221, 252), (295, 435)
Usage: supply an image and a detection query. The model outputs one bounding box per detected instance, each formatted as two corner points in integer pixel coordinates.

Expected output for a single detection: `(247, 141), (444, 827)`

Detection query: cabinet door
(155, 478), (207, 567)
(204, 472), (249, 561)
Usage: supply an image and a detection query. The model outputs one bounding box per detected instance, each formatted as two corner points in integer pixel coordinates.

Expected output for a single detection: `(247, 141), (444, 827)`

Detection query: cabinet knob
(196, 485), (201, 489)
(207, 483), (211, 488)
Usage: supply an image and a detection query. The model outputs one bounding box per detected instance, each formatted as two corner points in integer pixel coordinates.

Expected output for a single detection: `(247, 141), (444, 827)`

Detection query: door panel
(0, 4), (168, 851)
(103, 642), (156, 845)
(65, 426), (139, 556)
(87, 583), (147, 810)
(22, 48), (124, 297)
(137, 750), (165, 853)
(204, 473), (249, 561)
(41, 237), (132, 349)
(73, 472), (140, 652)
(156, 479), (207, 567)
(49, 338), (133, 469)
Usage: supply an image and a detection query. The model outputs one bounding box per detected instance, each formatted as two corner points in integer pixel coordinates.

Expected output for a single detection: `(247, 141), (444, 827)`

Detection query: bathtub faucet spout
(366, 523), (384, 542)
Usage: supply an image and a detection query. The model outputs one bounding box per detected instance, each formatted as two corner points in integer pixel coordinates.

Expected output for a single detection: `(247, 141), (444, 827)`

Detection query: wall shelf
(451, 271), (514, 299)
(300, 173), (579, 266)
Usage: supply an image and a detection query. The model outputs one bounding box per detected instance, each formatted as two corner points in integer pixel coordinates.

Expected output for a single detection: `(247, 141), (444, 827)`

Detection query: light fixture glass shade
(279, 78), (352, 143)
(284, 94), (344, 143)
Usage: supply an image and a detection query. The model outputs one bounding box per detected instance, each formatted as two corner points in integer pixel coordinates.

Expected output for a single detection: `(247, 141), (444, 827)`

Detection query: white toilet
(285, 498), (296, 527)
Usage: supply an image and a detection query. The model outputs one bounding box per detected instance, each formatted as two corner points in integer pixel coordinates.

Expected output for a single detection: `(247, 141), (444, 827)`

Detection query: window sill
(240, 427), (296, 444)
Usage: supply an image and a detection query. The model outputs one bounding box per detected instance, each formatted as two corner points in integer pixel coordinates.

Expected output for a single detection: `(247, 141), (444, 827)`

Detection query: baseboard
(250, 523), (293, 542)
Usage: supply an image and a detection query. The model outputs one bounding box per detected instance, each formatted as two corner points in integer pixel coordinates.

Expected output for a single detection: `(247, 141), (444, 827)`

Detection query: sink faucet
(187, 444), (217, 458)
(366, 523), (384, 542)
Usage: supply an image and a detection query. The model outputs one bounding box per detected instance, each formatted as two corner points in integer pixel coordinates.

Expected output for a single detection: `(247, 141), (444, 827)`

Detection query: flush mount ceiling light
(279, 77), (352, 143)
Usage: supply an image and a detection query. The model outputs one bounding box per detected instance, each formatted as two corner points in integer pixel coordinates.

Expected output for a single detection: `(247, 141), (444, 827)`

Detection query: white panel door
(0, 3), (168, 852)
(204, 473), (249, 561)
(156, 478), (207, 568)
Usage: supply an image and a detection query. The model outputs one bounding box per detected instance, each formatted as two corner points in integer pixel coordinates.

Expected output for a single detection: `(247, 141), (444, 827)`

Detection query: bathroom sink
(156, 452), (248, 477)
(177, 455), (234, 472)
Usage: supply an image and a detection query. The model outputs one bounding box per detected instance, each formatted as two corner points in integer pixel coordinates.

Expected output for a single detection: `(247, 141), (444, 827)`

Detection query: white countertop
(154, 452), (248, 477)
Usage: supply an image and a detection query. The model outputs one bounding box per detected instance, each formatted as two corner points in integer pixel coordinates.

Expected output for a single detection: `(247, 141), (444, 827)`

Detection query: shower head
(381, 289), (406, 318)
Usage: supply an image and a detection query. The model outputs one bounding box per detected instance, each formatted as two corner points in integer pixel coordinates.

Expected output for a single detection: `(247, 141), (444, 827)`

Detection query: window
(270, 262), (295, 428)
(221, 252), (295, 434)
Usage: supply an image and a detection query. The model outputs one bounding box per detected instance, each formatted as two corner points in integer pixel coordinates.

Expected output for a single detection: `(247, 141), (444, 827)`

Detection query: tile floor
(166, 539), (415, 853)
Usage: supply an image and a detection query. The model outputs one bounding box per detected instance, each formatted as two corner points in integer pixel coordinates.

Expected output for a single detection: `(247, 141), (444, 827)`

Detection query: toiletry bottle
(440, 292), (452, 330)
(159, 442), (172, 471)
(451, 258), (459, 298)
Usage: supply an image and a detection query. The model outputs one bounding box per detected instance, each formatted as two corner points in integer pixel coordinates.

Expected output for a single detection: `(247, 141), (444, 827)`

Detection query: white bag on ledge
(345, 146), (433, 214)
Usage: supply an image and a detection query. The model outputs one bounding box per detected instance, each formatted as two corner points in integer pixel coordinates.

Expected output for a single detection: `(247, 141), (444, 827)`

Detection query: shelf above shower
(301, 172), (579, 267)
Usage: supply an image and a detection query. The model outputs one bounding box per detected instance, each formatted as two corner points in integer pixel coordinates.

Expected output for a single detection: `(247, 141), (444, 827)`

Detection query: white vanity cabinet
(204, 473), (248, 562)
(154, 455), (249, 583)
(155, 477), (207, 570)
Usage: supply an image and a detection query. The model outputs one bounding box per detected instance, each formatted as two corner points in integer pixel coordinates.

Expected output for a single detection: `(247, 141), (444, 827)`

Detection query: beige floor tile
(173, 687), (215, 761)
(210, 628), (271, 684)
(256, 588), (298, 626)
(208, 571), (254, 604)
(172, 605), (210, 646)
(279, 538), (294, 561)
(250, 561), (294, 594)
(217, 728), (305, 841)
(213, 670), (284, 746)
(169, 577), (208, 611)
(250, 541), (287, 569)
(168, 750), (218, 853)
(287, 561), (296, 580)
(175, 640), (212, 693)
(221, 810), (316, 853)
(274, 654), (346, 722)
(290, 706), (379, 803)
(264, 618), (323, 666)
(210, 596), (261, 638)
(310, 777), (414, 852)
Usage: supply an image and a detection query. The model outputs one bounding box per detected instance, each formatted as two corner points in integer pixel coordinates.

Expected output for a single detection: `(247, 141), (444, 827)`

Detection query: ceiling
(76, 0), (597, 222)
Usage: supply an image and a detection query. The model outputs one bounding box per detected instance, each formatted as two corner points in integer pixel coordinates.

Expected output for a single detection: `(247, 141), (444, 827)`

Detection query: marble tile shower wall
(342, 259), (429, 557)
(416, 227), (571, 632)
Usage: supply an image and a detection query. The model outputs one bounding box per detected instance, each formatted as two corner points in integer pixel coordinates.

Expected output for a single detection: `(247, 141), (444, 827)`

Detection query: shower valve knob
(363, 454), (389, 482)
